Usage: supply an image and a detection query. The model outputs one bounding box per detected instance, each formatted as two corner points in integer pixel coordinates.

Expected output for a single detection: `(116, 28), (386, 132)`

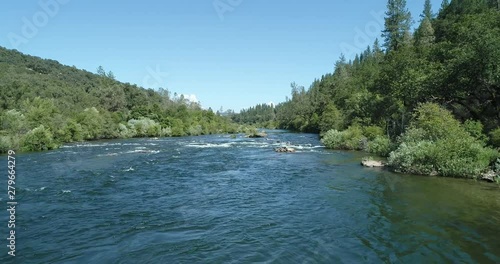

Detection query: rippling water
(2, 130), (500, 263)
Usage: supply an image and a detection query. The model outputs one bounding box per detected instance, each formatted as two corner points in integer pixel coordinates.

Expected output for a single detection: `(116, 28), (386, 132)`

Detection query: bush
(389, 141), (436, 175)
(118, 123), (134, 138)
(463, 119), (487, 143)
(343, 125), (366, 150)
(321, 129), (344, 149)
(321, 126), (367, 150)
(161, 127), (173, 137)
(409, 102), (463, 141)
(363, 126), (385, 141)
(367, 136), (394, 157)
(490, 127), (500, 148)
(187, 125), (203, 136)
(388, 103), (498, 178)
(78, 107), (105, 140)
(0, 136), (13, 153)
(494, 158), (500, 173)
(57, 119), (84, 142)
(21, 125), (56, 152)
(128, 118), (161, 137)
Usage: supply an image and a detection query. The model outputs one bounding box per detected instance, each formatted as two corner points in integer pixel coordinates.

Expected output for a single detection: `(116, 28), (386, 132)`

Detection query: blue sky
(0, 0), (442, 112)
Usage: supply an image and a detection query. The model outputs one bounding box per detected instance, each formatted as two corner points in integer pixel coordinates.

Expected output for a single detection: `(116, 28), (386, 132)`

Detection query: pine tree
(439, 0), (450, 13)
(382, 0), (413, 52)
(415, 0), (435, 47)
(421, 0), (434, 20)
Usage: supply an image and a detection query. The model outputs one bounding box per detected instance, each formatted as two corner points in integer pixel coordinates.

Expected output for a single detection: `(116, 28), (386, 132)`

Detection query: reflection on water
(2, 131), (500, 263)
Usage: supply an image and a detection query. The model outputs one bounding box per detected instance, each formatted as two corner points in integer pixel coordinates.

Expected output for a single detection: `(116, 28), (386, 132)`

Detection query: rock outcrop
(361, 158), (385, 168)
(248, 132), (267, 138)
(275, 147), (296, 153)
(481, 170), (498, 182)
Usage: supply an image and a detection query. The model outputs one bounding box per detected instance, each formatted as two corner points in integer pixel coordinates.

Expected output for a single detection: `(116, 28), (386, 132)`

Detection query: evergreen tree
(421, 0), (434, 20)
(440, 0), (450, 13)
(415, 0), (436, 48)
(382, 0), (413, 52)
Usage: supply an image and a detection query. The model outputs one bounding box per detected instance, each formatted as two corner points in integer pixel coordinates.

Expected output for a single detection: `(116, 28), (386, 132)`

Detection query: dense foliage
(233, 0), (500, 179)
(0, 48), (242, 153)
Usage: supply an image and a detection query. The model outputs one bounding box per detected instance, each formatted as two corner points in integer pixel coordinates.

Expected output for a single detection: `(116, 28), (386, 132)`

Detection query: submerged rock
(361, 158), (385, 168)
(248, 132), (267, 138)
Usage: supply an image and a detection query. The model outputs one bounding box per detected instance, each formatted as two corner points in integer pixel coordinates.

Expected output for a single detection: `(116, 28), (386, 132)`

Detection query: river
(2, 130), (500, 263)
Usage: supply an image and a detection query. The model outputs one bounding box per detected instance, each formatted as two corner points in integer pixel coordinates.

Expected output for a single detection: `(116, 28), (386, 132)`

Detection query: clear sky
(0, 0), (442, 112)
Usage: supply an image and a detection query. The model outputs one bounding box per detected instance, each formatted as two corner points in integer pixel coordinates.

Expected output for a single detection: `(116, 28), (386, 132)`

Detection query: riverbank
(321, 103), (500, 183)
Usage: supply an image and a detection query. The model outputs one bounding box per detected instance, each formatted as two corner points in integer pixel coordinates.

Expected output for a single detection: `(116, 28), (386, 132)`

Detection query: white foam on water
(124, 167), (134, 172)
(62, 190), (71, 193)
(186, 143), (233, 148)
(39, 187), (46, 191)
(98, 153), (120, 157)
(125, 149), (160, 154)
(74, 144), (106, 148)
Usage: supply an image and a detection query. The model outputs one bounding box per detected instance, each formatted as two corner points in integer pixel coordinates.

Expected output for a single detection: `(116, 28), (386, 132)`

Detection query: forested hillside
(0, 47), (240, 153)
(233, 0), (500, 179)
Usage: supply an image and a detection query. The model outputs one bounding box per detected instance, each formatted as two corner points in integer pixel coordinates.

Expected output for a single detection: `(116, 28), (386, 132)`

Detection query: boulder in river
(248, 131), (267, 138)
(361, 158), (385, 168)
(481, 170), (498, 183)
(275, 146), (296, 153)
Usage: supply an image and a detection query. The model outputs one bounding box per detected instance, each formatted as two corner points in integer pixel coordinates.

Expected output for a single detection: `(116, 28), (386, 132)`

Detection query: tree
(97, 66), (106, 77)
(421, 0), (434, 20)
(415, 0), (436, 48)
(439, 0), (450, 14)
(382, 0), (413, 52)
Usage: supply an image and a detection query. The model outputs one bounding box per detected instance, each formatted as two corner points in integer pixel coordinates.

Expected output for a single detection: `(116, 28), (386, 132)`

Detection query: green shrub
(161, 127), (173, 137)
(321, 126), (366, 150)
(21, 125), (56, 152)
(118, 123), (134, 138)
(321, 129), (344, 149)
(57, 119), (84, 142)
(367, 136), (394, 157)
(78, 107), (105, 140)
(363, 126), (385, 141)
(187, 125), (203, 136)
(409, 102), (463, 141)
(343, 125), (366, 150)
(388, 103), (498, 178)
(463, 119), (487, 143)
(494, 158), (500, 173)
(128, 117), (161, 137)
(0, 136), (13, 153)
(432, 136), (497, 178)
(490, 127), (500, 148)
(388, 141), (436, 175)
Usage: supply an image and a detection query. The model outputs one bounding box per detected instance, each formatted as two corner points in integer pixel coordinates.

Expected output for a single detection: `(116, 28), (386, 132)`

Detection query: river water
(2, 130), (500, 263)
